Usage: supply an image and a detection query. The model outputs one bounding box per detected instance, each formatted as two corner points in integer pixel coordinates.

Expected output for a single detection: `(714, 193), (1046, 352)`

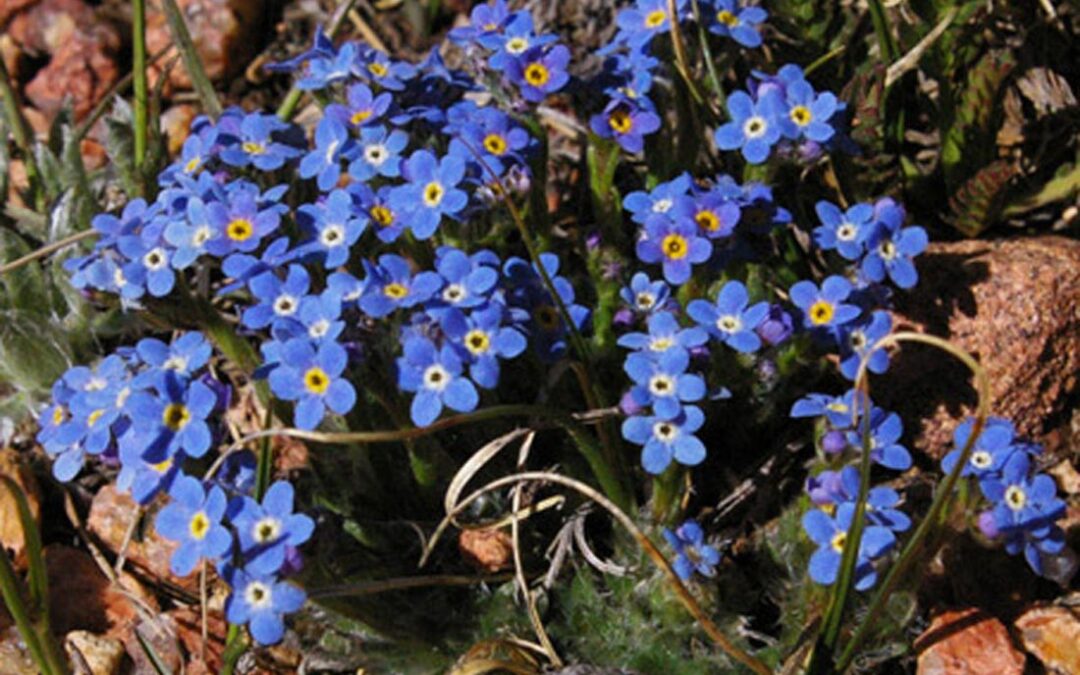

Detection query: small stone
(0, 448), (41, 569)
(4, 0), (101, 55)
(24, 31), (119, 121)
(121, 617), (182, 674)
(915, 608), (1026, 675)
(1014, 605), (1080, 674)
(145, 0), (263, 92)
(87, 484), (198, 591)
(161, 103), (197, 156)
(65, 631), (125, 675)
(884, 236), (1080, 459)
(0, 625), (37, 675)
(0, 0), (40, 27)
(458, 527), (514, 573)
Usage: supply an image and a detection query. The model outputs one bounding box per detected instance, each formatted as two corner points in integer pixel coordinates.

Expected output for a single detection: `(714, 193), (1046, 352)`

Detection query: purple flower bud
(619, 389), (644, 416)
(756, 304), (794, 346)
(612, 308), (635, 332)
(505, 164), (531, 195)
(280, 545), (305, 576)
(797, 140), (825, 163)
(689, 343), (712, 362)
(585, 230), (602, 252)
(977, 510), (1000, 539)
(806, 470), (842, 505)
(821, 429), (847, 454)
(200, 373), (233, 414)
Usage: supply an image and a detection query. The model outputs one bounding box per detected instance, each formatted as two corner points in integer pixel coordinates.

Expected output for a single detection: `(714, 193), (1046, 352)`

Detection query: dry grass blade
(885, 7), (959, 88)
(159, 0), (223, 119)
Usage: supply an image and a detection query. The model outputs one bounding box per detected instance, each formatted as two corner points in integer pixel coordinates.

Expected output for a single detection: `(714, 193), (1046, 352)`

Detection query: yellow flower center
(483, 133), (508, 156)
(189, 511), (210, 540)
(371, 205), (394, 227)
(87, 409), (106, 427)
(1004, 485), (1027, 511)
(151, 458), (173, 474)
(695, 210), (720, 232)
(242, 141), (266, 155)
(162, 404), (191, 432)
(423, 182), (445, 207)
(830, 531), (847, 552)
(383, 283), (408, 299)
(790, 105), (812, 126)
(368, 62), (388, 77)
(351, 109), (373, 125)
(661, 233), (689, 260)
(465, 329), (491, 355)
(649, 336), (674, 352)
(52, 405), (67, 425)
(184, 157), (201, 173)
(226, 218), (254, 242)
(524, 63), (550, 87)
(717, 10), (739, 27)
(608, 108), (633, 134)
(808, 300), (835, 326)
(644, 9), (667, 27)
(303, 367), (330, 395)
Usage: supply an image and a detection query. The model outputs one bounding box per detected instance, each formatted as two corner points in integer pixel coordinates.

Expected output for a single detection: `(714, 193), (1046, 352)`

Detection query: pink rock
(915, 608), (1026, 674)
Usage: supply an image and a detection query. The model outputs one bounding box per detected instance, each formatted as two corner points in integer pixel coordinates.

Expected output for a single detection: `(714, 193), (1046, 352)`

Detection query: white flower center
(652, 198), (674, 214)
(273, 295), (298, 316)
(364, 143), (388, 165)
(252, 516), (282, 544)
(423, 364), (450, 392)
(743, 116), (768, 139)
(717, 315), (741, 333)
(192, 225), (213, 247)
(320, 224), (346, 247)
(653, 421), (678, 442)
(635, 291), (656, 311)
(971, 451), (993, 469)
(836, 223), (857, 241)
(648, 374), (676, 397)
(442, 283), (467, 304)
(143, 247), (168, 270)
(309, 319), (331, 339)
(243, 580), (274, 610)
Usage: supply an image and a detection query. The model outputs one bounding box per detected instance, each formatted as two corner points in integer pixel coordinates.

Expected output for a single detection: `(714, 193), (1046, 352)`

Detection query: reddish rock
(121, 617), (182, 674)
(169, 607), (228, 672)
(24, 31), (119, 120)
(0, 0), (39, 27)
(45, 544), (158, 640)
(4, 0), (100, 55)
(145, 0), (262, 92)
(64, 630), (125, 675)
(1014, 605), (1080, 674)
(161, 103), (197, 155)
(459, 527), (514, 573)
(883, 237), (1080, 459)
(86, 484), (198, 592)
(915, 608), (1026, 674)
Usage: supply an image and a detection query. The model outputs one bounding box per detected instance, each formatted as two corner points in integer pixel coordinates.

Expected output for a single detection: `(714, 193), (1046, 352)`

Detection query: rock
(884, 237), (1080, 459)
(65, 631), (126, 675)
(45, 544), (158, 639)
(0, 625), (37, 675)
(86, 484), (198, 591)
(4, 0), (100, 55)
(145, 0), (262, 93)
(1014, 605), (1080, 674)
(24, 31), (119, 121)
(914, 608), (1026, 675)
(0, 0), (39, 27)
(121, 616), (183, 674)
(458, 527), (513, 573)
(168, 606), (228, 673)
(161, 103), (197, 155)
(0, 448), (41, 569)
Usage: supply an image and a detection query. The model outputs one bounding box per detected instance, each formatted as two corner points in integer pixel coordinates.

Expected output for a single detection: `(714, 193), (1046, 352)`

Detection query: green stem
(254, 402), (274, 501)
(833, 334), (989, 672)
(0, 56), (44, 211)
(867, 0), (899, 62)
(132, 0), (149, 180)
(219, 625), (245, 675)
(159, 0), (222, 119)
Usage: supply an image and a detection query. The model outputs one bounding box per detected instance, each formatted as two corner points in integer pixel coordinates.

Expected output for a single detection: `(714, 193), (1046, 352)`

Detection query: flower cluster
(38, 334), (312, 645)
(664, 519), (722, 580)
(942, 418), (1067, 576)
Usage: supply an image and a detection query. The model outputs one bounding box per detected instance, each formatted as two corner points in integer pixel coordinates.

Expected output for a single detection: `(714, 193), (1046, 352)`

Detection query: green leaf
(941, 50), (1016, 190)
(0, 230), (49, 316)
(948, 159), (1017, 236)
(105, 99), (139, 196)
(0, 311), (71, 396)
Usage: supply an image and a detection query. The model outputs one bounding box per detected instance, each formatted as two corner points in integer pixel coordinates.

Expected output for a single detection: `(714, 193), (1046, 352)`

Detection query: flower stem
(0, 56), (45, 211)
(132, 0), (149, 181)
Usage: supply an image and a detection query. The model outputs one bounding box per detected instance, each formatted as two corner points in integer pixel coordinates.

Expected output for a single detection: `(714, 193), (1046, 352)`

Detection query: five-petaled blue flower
(224, 566), (307, 646)
(227, 480), (315, 575)
(714, 90), (783, 163)
(707, 0), (767, 48)
(636, 214), (712, 285)
(622, 405), (707, 475)
(299, 116), (354, 191)
(789, 276), (861, 332)
(506, 46), (571, 103)
(359, 254), (442, 318)
(296, 190), (367, 268)
(127, 372), (217, 462)
(396, 337), (480, 426)
(664, 519), (721, 580)
(617, 311), (708, 359)
(624, 348), (705, 420)
(268, 339), (357, 430)
(802, 502), (895, 591)
(620, 272), (670, 314)
(590, 98), (661, 154)
(154, 475), (233, 576)
(390, 150), (468, 239)
(442, 305), (527, 389)
(813, 200), (873, 261)
(687, 280), (769, 353)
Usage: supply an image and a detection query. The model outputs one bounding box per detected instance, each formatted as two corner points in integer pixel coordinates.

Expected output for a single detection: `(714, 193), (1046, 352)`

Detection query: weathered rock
(0, 448), (41, 569)
(4, 0), (100, 55)
(65, 630), (126, 675)
(458, 527), (513, 573)
(45, 544), (158, 639)
(0, 0), (39, 27)
(161, 103), (197, 155)
(1014, 604), (1080, 674)
(24, 31), (119, 120)
(0, 626), (37, 675)
(145, 0), (262, 92)
(86, 484), (199, 591)
(884, 236), (1080, 459)
(915, 608), (1026, 674)
(121, 616), (183, 674)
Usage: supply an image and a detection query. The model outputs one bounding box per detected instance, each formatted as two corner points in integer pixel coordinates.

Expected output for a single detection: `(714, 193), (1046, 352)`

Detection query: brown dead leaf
(459, 527), (513, 573)
(0, 448), (41, 570)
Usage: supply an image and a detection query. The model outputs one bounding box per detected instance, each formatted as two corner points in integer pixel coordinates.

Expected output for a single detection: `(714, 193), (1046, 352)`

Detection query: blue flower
(297, 291), (346, 343)
(296, 189), (366, 268)
(861, 210), (928, 290)
(613, 0), (683, 48)
(790, 389), (860, 429)
(845, 409), (911, 471)
(674, 190), (741, 240)
(154, 475), (233, 576)
(359, 254), (442, 318)
(134, 332), (212, 386)
(353, 183), (406, 243)
(589, 97), (661, 153)
(296, 41), (358, 91)
(687, 280), (769, 353)
(116, 233), (175, 298)
(116, 439), (184, 505)
(813, 201), (873, 261)
(623, 173), (692, 225)
(268, 339), (356, 430)
(941, 417), (1026, 485)
(396, 337), (480, 426)
(242, 265), (310, 332)
(448, 0), (512, 44)
(503, 254), (591, 361)
(127, 373), (217, 462)
(163, 197), (218, 269)
(620, 272), (671, 315)
(223, 567), (306, 646)
(442, 305), (527, 389)
(617, 311), (708, 359)
(389, 150), (468, 239)
(636, 214), (712, 285)
(779, 77), (838, 142)
(205, 191), (282, 256)
(983, 452), (1066, 541)
(454, 107), (531, 166)
(706, 0), (767, 48)
(265, 25), (335, 73)
(356, 46), (416, 91)
(299, 116), (354, 191)
(428, 247), (500, 314)
(220, 113), (301, 171)
(714, 90), (784, 163)
(802, 502), (896, 590)
(823, 466), (912, 533)
(227, 480), (315, 575)
(505, 45), (571, 103)
(837, 310), (892, 380)
(483, 12), (555, 68)
(622, 406), (706, 474)
(663, 519), (721, 580)
(326, 82), (392, 129)
(789, 276), (861, 331)
(347, 125), (408, 181)
(624, 348), (705, 420)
